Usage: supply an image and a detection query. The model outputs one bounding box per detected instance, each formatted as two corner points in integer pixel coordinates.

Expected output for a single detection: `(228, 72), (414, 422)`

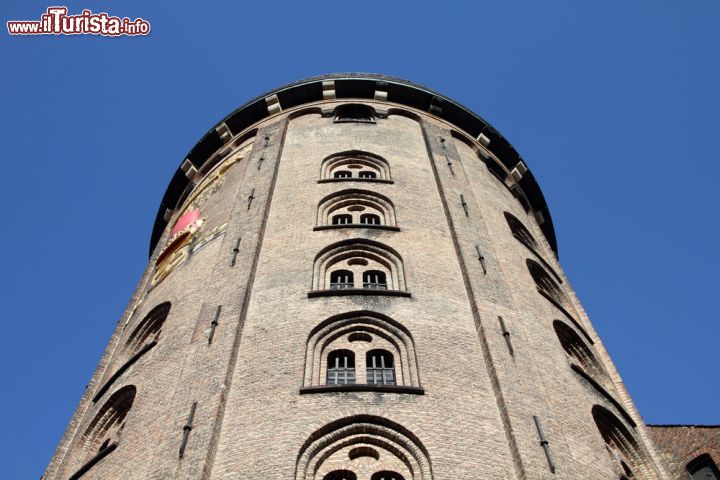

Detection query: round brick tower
(45, 74), (671, 480)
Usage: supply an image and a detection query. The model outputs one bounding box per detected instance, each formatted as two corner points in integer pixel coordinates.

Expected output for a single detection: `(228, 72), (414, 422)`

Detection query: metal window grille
(330, 270), (354, 289)
(332, 214), (353, 225)
(366, 350), (395, 385)
(363, 270), (387, 289)
(360, 213), (380, 225)
(326, 351), (355, 385)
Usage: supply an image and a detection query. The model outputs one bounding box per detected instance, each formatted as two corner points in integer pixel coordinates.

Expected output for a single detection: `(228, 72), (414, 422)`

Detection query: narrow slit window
(366, 349), (395, 385)
(326, 350), (355, 385)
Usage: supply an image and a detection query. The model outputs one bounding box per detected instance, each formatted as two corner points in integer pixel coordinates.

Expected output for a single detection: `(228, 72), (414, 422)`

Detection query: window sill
(318, 178), (394, 184)
(69, 442), (117, 480)
(93, 341), (157, 403)
(314, 224), (400, 232)
(537, 289), (594, 345)
(515, 234), (563, 284)
(308, 289), (411, 298)
(570, 363), (636, 428)
(299, 384), (424, 395)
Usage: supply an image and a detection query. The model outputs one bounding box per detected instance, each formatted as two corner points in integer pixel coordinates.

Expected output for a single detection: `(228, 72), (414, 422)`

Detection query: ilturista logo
(7, 7), (151, 36)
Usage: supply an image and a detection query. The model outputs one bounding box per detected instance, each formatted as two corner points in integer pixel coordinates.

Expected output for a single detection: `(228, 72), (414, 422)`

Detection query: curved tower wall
(45, 75), (670, 480)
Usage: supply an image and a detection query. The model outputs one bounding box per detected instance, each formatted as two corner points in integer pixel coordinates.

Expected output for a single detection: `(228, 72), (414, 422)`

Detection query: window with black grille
(327, 350), (355, 385)
(363, 270), (387, 289)
(360, 213), (380, 225)
(330, 269), (354, 289)
(332, 214), (353, 225)
(366, 350), (395, 385)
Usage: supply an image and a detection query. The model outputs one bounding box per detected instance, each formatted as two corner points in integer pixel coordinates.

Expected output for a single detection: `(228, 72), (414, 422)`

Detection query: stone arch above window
(316, 189), (398, 230)
(295, 415), (433, 480)
(302, 311), (421, 392)
(71, 385), (136, 479)
(320, 151), (392, 183)
(592, 405), (656, 480)
(553, 320), (607, 382)
(310, 240), (409, 297)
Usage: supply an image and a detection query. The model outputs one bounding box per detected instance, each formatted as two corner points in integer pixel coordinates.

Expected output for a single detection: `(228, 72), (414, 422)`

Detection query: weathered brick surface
(647, 425), (720, 479)
(45, 93), (676, 480)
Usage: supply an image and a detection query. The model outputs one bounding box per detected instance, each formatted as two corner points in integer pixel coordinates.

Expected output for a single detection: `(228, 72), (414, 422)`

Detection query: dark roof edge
(646, 424), (720, 428)
(150, 73), (557, 256)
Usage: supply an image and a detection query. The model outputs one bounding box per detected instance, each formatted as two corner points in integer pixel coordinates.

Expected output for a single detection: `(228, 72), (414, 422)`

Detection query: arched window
(363, 270), (387, 290)
(330, 270), (354, 290)
(296, 416), (430, 480)
(304, 311), (421, 389)
(125, 302), (170, 356)
(323, 471), (357, 480)
(553, 320), (605, 381)
(327, 350), (355, 385)
(504, 212), (539, 250)
(366, 350), (395, 385)
(70, 385), (136, 478)
(312, 239), (407, 295)
(316, 190), (397, 229)
(372, 472), (405, 480)
(360, 213), (381, 225)
(320, 151), (391, 182)
(332, 214), (353, 225)
(593, 405), (654, 480)
(334, 104), (375, 123)
(688, 454), (720, 480)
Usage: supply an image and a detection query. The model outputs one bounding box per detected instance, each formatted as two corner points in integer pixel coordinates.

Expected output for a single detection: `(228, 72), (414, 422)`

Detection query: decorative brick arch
(295, 415), (433, 480)
(592, 405), (658, 480)
(317, 189), (398, 228)
(312, 239), (407, 293)
(320, 151), (392, 182)
(304, 311), (420, 388)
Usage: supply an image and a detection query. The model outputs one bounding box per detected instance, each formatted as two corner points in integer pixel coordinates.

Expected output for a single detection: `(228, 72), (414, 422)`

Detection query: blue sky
(1, 1), (718, 477)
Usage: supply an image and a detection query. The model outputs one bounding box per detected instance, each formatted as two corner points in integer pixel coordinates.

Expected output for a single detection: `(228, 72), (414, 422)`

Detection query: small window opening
(334, 170), (352, 179)
(359, 171), (377, 179)
(327, 350), (355, 385)
(332, 214), (353, 225)
(366, 350), (395, 385)
(335, 104), (375, 123)
(363, 270), (387, 289)
(330, 270), (354, 289)
(360, 213), (381, 225)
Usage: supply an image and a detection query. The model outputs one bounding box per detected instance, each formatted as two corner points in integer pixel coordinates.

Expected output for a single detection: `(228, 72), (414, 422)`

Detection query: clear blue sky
(1, 1), (718, 477)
